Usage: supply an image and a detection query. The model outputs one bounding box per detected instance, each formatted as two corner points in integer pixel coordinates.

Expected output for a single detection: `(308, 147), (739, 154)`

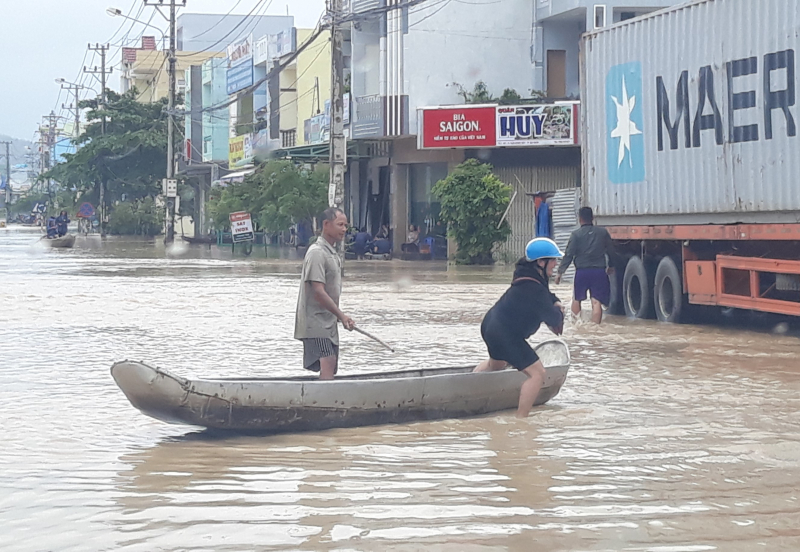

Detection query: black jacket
(558, 223), (616, 273)
(483, 259), (563, 338)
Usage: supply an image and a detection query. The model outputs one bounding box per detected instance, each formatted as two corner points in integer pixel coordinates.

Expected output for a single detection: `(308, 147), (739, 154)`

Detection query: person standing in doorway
(555, 207), (617, 324)
(535, 193), (553, 239)
(294, 207), (356, 379)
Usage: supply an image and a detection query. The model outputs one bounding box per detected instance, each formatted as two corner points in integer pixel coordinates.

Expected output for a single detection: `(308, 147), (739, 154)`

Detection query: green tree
(107, 197), (163, 236)
(208, 160), (328, 235)
(432, 159), (512, 265)
(454, 81), (495, 104)
(42, 88), (173, 233)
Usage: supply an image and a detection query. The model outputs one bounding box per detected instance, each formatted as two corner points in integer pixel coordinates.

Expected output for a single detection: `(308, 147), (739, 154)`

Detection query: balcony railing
(352, 94), (409, 139)
(281, 129), (297, 148)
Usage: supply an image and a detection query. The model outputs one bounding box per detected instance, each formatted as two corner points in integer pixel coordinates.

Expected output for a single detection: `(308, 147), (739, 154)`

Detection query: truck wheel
(654, 256), (684, 323)
(604, 266), (625, 315)
(623, 256), (654, 319)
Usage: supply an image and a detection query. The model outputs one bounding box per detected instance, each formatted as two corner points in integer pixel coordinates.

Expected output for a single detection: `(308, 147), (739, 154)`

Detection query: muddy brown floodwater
(2, 227), (800, 551)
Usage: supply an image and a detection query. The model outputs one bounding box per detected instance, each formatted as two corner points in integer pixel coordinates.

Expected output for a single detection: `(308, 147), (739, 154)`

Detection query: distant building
(176, 14), (293, 51)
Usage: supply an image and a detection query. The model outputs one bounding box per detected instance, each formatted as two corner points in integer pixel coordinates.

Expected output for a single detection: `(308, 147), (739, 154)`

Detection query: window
(594, 5), (607, 29)
(620, 11), (636, 21)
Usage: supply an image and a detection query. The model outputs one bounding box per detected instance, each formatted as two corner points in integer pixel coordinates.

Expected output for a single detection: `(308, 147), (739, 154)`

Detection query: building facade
(338, 0), (682, 259)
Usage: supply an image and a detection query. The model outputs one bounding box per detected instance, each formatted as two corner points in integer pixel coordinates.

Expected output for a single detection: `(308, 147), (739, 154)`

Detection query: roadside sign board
(229, 211), (254, 243)
(77, 202), (95, 218)
(163, 178), (178, 197)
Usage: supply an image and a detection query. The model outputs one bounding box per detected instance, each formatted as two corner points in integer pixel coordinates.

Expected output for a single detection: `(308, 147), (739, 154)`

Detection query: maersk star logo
(610, 77), (642, 167)
(606, 62), (645, 184)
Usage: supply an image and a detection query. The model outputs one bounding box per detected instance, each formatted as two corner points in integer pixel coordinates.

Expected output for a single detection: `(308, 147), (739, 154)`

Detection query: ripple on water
(1, 229), (800, 551)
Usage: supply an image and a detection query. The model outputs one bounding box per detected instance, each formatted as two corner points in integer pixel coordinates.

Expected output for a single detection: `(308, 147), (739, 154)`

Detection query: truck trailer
(581, 0), (800, 322)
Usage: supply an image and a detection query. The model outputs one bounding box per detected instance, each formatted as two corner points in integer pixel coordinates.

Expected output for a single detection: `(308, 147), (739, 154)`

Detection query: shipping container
(579, 0), (800, 324)
(582, 0), (800, 226)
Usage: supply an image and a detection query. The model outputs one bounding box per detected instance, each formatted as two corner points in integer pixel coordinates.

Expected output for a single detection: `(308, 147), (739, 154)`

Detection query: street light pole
(107, 7), (167, 48)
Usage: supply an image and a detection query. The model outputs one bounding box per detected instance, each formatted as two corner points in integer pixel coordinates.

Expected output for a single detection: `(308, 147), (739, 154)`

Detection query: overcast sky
(0, 0), (325, 142)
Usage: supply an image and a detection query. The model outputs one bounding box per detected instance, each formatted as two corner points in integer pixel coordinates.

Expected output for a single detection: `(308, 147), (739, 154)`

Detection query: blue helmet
(525, 237), (564, 262)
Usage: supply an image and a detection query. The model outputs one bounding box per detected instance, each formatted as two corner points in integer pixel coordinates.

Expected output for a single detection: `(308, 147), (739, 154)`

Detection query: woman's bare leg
(517, 360), (546, 417)
(473, 358), (508, 373)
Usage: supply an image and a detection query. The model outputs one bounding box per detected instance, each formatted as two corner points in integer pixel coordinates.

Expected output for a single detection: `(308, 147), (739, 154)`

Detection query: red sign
(419, 106), (496, 149)
(76, 202), (95, 219)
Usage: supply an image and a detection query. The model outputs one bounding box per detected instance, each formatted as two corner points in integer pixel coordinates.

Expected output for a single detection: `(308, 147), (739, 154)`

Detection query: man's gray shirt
(294, 238), (342, 344)
(558, 224), (615, 274)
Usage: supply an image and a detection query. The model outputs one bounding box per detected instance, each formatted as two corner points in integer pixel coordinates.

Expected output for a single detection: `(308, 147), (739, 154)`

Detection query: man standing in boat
(295, 207), (356, 379)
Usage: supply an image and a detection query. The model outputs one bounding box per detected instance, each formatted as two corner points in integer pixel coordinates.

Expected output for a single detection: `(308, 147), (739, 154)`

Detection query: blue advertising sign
(226, 35), (254, 95)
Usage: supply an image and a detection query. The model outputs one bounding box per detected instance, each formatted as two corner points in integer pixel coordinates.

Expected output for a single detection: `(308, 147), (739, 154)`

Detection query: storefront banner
(226, 35), (253, 95)
(228, 134), (253, 167)
(496, 104), (578, 146)
(419, 106), (496, 149)
(419, 103), (579, 148)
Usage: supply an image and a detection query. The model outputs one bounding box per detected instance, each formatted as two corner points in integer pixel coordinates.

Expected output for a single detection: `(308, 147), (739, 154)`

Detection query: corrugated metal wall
(552, 188), (579, 282)
(583, 0), (800, 225)
(494, 166), (579, 276)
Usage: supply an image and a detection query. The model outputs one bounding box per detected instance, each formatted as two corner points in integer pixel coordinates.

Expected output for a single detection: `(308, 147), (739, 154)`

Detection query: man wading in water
(294, 207), (356, 379)
(555, 207), (617, 324)
(474, 238), (565, 417)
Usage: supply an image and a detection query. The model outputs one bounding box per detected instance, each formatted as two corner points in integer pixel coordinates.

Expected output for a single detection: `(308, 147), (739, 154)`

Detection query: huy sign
(229, 211), (255, 243)
(418, 103), (579, 149)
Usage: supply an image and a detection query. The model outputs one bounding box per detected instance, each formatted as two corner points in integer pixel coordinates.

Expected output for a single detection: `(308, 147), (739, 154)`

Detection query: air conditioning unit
(594, 4), (607, 28)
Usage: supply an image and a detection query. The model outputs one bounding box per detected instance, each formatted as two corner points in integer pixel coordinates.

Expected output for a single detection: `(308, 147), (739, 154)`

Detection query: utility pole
(60, 83), (84, 138)
(0, 141), (11, 223)
(328, 0), (347, 263)
(85, 43), (112, 134)
(85, 43), (113, 237)
(145, 0), (185, 245)
(41, 112), (60, 207)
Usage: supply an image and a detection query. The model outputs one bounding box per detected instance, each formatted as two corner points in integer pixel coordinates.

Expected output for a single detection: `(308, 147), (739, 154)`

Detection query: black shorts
(480, 315), (539, 371)
(302, 338), (339, 373)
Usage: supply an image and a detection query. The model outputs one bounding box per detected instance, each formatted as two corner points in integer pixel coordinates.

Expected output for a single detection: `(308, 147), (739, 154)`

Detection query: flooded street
(2, 226), (800, 551)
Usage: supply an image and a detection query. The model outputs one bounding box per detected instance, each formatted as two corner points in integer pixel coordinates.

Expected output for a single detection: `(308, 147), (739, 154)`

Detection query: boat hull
(42, 234), (76, 248)
(111, 339), (571, 433)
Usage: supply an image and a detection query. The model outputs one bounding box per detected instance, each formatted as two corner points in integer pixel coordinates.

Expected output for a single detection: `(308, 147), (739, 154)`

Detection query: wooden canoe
(42, 234), (76, 248)
(111, 339), (571, 433)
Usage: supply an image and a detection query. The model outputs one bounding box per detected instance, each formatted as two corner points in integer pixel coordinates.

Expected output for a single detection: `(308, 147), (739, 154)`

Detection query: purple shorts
(574, 268), (610, 306)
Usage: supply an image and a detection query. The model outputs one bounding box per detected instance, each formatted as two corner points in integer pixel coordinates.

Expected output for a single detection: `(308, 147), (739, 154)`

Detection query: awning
(216, 167), (256, 186)
(272, 139), (393, 161)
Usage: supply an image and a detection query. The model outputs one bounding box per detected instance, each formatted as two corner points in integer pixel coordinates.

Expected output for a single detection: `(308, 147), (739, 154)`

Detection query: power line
(182, 0), (433, 117)
(189, 0), (244, 39)
(176, 0), (273, 57)
(175, 16), (328, 116)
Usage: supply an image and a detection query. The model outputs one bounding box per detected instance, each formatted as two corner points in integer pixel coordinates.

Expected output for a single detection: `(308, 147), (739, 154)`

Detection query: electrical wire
(134, 54), (171, 102)
(189, 0), (245, 39)
(177, 17), (326, 117)
(412, 28), (529, 40)
(406, 0), (453, 29)
(176, 0), (273, 57)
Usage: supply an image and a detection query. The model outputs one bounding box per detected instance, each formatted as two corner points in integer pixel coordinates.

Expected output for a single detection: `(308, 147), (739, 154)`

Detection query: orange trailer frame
(607, 224), (800, 317)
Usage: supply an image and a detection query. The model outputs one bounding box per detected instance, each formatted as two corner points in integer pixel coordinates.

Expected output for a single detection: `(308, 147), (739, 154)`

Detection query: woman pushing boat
(474, 237), (565, 418)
